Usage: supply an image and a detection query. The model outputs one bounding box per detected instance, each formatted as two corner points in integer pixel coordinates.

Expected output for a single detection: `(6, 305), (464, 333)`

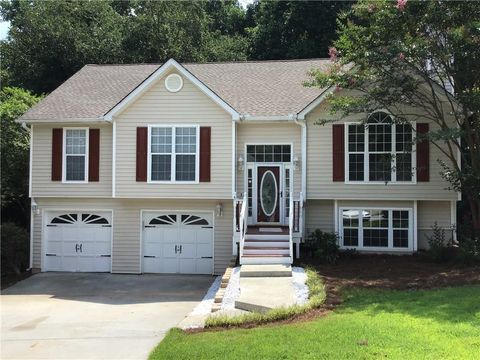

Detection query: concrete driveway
(1, 273), (214, 360)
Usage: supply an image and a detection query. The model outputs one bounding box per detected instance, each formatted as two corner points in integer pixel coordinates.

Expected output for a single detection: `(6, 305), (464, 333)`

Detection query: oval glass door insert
(260, 170), (278, 217)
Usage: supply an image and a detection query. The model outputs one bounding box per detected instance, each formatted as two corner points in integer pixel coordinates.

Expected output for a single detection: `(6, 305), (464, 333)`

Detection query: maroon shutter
(332, 124), (345, 182)
(136, 127), (148, 182)
(416, 123), (430, 182)
(88, 129), (100, 182)
(51, 128), (63, 181)
(199, 127), (211, 182)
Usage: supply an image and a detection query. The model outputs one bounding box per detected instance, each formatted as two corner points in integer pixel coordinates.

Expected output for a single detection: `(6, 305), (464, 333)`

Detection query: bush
(1, 222), (30, 277)
(456, 223), (480, 265)
(305, 229), (340, 264)
(426, 222), (454, 263)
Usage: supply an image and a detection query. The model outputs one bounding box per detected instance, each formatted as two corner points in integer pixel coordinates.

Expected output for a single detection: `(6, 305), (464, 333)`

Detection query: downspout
(21, 122), (34, 271)
(293, 116), (307, 201)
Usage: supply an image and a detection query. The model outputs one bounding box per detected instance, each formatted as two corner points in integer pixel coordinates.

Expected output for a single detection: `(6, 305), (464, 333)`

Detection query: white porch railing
(238, 193), (248, 258)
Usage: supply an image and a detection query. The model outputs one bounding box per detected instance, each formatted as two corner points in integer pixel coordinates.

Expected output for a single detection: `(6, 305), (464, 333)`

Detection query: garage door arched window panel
(181, 214), (209, 226)
(51, 213), (78, 224)
(50, 213), (110, 226)
(149, 214), (177, 225)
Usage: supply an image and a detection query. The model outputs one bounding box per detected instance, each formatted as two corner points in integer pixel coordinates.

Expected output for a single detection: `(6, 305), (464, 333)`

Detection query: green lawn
(150, 285), (480, 360)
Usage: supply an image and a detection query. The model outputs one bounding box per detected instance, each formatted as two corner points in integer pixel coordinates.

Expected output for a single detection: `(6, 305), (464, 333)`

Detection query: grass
(204, 267), (326, 328)
(149, 285), (480, 360)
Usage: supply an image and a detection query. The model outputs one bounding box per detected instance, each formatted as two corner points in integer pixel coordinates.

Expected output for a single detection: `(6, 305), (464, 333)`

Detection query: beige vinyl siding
(305, 200), (334, 234)
(115, 71), (232, 199)
(236, 122), (302, 196)
(417, 200), (453, 249)
(31, 123), (112, 197)
(32, 212), (42, 269)
(32, 198), (233, 274)
(306, 101), (458, 201)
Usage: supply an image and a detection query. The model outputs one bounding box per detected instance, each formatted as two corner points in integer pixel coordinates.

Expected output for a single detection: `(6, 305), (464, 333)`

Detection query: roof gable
(104, 59), (240, 121)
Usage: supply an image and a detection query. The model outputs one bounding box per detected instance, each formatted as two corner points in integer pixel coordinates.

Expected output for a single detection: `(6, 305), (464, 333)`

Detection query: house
(18, 58), (459, 275)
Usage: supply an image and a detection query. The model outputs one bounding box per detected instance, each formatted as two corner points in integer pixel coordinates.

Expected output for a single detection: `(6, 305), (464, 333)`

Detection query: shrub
(305, 229), (340, 264)
(456, 223), (480, 265)
(426, 222), (454, 263)
(1, 222), (30, 277)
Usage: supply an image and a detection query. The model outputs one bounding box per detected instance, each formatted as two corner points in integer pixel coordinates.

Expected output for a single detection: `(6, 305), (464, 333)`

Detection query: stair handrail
(239, 192), (248, 258)
(289, 193), (294, 261)
(299, 191), (304, 237)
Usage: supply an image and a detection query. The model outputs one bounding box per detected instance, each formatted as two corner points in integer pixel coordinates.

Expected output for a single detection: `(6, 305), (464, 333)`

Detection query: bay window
(148, 126), (199, 183)
(346, 111), (414, 183)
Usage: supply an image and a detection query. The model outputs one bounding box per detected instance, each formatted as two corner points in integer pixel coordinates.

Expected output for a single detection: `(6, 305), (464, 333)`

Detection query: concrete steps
(240, 264), (292, 277)
(240, 226), (292, 265)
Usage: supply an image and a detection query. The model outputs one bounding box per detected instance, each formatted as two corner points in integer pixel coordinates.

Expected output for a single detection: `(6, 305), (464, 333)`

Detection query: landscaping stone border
(212, 257), (237, 312)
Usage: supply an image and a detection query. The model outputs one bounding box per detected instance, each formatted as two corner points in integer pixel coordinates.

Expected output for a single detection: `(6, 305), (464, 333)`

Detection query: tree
(0, 0), (125, 93)
(247, 1), (352, 60)
(0, 87), (43, 228)
(308, 0), (480, 232)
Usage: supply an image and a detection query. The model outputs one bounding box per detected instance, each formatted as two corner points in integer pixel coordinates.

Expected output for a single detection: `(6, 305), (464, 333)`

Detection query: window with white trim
(64, 129), (88, 182)
(149, 126), (198, 182)
(340, 208), (412, 250)
(346, 111), (414, 182)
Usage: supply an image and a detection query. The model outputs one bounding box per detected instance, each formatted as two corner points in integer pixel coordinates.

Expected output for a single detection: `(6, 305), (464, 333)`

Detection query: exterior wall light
(238, 155), (244, 170)
(293, 156), (300, 170)
(216, 203), (224, 217)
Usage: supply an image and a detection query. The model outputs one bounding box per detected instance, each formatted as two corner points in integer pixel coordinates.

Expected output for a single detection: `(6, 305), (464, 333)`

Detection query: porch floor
(246, 225), (289, 236)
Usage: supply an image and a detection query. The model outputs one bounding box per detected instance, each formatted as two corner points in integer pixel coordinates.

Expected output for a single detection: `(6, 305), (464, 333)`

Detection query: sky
(0, 21), (9, 40)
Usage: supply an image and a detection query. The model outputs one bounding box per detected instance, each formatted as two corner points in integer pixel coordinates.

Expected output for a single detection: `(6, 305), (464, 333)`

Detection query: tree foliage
(247, 1), (352, 60)
(308, 0), (480, 231)
(0, 0), (350, 94)
(0, 87), (43, 228)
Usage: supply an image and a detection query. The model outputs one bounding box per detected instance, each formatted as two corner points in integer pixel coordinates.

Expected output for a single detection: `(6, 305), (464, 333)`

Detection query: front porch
(234, 194), (304, 265)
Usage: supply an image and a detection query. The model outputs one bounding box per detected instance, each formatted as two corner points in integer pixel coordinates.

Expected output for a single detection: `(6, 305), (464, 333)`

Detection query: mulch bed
(193, 255), (480, 331)
(297, 253), (480, 313)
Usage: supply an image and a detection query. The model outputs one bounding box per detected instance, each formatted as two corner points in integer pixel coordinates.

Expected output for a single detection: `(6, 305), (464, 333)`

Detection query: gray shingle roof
(20, 59), (330, 121)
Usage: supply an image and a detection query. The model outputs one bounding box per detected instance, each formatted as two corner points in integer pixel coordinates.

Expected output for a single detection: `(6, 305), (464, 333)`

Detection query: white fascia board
(17, 117), (106, 124)
(103, 58), (240, 121)
(240, 114), (298, 121)
(297, 86), (335, 120)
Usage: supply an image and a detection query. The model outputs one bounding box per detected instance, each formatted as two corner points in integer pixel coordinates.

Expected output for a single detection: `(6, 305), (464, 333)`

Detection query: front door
(257, 166), (280, 223)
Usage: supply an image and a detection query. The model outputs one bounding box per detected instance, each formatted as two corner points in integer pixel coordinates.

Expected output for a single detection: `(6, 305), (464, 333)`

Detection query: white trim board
(104, 59), (240, 121)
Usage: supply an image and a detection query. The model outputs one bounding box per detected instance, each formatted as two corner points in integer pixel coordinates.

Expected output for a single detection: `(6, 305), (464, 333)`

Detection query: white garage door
(142, 212), (214, 274)
(44, 211), (112, 272)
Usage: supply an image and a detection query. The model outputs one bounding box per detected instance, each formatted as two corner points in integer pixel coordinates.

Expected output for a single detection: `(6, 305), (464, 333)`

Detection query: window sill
(61, 180), (89, 184)
(147, 180), (199, 185)
(344, 181), (417, 185)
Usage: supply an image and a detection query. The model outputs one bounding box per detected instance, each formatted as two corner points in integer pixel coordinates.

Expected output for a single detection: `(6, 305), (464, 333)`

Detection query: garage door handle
(46, 224), (57, 227)
(46, 253), (57, 256)
(100, 255), (111, 257)
(201, 256), (212, 259)
(144, 255), (155, 258)
(202, 226), (213, 229)
(144, 225), (155, 228)
(102, 225), (111, 227)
